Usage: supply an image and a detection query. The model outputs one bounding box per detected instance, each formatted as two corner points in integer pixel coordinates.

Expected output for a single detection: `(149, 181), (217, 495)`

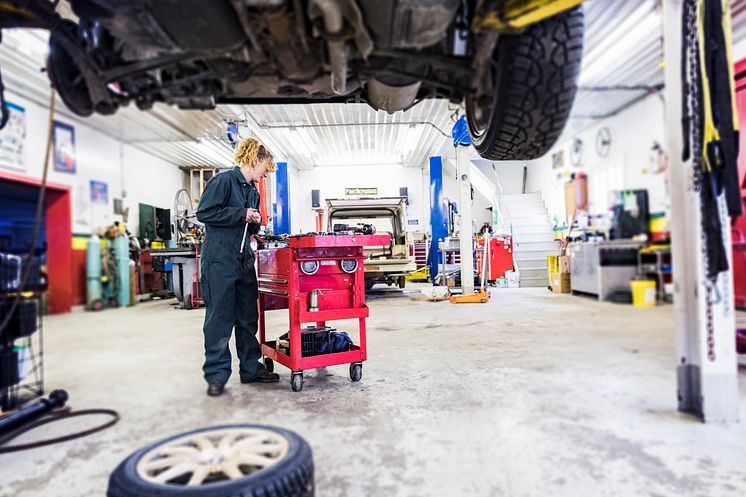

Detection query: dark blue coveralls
(196, 166), (265, 385)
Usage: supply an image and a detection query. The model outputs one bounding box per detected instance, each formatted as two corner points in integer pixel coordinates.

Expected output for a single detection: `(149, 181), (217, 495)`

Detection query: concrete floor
(1, 287), (745, 497)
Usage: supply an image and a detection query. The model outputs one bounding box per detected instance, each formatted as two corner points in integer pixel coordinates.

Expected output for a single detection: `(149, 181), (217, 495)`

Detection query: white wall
(291, 165), (427, 233)
(472, 160), (528, 195)
(0, 90), (186, 234)
(441, 158), (498, 229)
(526, 95), (667, 225)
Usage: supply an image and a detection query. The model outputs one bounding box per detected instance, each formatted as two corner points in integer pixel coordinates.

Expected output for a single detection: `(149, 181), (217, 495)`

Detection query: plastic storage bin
(300, 326), (332, 357)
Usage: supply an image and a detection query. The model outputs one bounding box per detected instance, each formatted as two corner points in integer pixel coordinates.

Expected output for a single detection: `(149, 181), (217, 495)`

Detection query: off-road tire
(466, 7), (584, 160)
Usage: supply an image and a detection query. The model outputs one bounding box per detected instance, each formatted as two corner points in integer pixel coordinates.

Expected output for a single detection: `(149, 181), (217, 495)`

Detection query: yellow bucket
(631, 280), (657, 307)
(547, 255), (559, 280)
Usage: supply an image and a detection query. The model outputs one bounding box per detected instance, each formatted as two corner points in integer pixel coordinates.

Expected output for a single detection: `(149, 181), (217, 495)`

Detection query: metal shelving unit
(1, 290), (45, 412)
(413, 240), (429, 268)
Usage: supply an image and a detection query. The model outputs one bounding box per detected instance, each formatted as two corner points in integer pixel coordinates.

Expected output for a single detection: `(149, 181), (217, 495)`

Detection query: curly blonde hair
(234, 137), (276, 172)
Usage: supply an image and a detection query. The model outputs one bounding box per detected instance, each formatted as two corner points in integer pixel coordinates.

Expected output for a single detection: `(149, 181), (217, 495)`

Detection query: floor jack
(451, 234), (490, 304)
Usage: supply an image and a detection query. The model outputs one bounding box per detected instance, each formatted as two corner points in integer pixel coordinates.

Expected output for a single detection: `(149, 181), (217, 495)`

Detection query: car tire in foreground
(107, 424), (314, 497)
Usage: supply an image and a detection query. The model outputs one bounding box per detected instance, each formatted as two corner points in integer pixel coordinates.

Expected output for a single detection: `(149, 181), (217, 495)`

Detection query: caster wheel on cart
(291, 373), (303, 392)
(264, 358), (274, 373)
(349, 363), (362, 382)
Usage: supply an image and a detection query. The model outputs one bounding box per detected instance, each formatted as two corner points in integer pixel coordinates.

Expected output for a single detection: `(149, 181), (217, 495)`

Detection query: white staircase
(499, 192), (559, 288)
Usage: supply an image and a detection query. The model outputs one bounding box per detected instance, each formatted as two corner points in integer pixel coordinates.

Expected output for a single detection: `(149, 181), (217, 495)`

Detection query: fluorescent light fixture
(393, 124), (415, 157)
(293, 128), (318, 156)
(579, 4), (660, 85)
(226, 104), (246, 118)
(6, 29), (49, 58)
(313, 155), (402, 167)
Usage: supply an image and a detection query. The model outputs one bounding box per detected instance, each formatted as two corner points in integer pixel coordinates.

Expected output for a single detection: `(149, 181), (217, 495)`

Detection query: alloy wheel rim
(136, 427), (289, 486)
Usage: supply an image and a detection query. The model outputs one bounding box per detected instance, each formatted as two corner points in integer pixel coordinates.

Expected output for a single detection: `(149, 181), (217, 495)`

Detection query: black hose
(0, 407), (120, 453)
(0, 389), (68, 434)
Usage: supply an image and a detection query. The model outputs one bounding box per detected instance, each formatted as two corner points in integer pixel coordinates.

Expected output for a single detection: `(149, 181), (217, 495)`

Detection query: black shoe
(207, 383), (225, 396)
(242, 370), (280, 384)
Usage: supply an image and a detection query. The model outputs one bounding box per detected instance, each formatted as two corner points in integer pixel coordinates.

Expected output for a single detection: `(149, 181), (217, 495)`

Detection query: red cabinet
(477, 236), (514, 281)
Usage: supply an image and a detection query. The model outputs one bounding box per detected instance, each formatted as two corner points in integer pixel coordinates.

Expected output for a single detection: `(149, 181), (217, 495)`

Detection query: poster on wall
(53, 121), (76, 173)
(0, 101), (26, 172)
(90, 180), (109, 204)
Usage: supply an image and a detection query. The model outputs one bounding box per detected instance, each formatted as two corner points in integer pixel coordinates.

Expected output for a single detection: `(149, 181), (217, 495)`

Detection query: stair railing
(491, 164), (520, 276)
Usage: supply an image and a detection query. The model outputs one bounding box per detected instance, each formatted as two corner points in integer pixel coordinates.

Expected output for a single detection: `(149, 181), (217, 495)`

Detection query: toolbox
(0, 300), (38, 340)
(257, 233), (390, 391)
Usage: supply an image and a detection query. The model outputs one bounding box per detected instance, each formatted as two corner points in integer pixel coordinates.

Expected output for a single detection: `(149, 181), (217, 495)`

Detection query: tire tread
(472, 8), (584, 161)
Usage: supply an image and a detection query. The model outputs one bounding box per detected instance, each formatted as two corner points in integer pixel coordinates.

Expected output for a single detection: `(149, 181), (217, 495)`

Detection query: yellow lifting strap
(473, 0), (584, 32)
(697, 0), (720, 172)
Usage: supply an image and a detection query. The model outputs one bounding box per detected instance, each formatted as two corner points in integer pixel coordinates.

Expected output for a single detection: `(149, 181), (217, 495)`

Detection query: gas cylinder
(115, 234), (130, 307)
(129, 260), (136, 306)
(86, 235), (103, 311)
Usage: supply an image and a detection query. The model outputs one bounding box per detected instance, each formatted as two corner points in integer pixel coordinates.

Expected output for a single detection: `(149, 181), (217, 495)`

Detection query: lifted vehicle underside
(0, 0), (584, 161)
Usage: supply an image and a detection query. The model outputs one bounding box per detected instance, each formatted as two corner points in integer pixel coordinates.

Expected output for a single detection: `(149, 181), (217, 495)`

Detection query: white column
(664, 0), (739, 423)
(457, 146), (474, 294)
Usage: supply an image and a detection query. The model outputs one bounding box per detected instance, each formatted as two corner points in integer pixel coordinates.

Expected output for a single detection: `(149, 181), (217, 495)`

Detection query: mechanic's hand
(246, 208), (262, 224)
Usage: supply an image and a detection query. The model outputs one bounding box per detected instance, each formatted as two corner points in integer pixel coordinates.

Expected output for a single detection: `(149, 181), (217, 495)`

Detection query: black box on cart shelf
(300, 326), (332, 357)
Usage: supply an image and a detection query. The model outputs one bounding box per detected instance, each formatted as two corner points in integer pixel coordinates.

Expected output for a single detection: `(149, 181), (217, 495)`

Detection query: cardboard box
(550, 272), (571, 293)
(558, 255), (571, 274)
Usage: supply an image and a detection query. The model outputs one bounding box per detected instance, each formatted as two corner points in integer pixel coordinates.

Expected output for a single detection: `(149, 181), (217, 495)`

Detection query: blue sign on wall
(90, 180), (109, 204)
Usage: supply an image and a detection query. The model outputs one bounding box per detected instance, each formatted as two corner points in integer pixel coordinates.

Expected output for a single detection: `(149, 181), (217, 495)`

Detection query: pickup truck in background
(327, 197), (416, 290)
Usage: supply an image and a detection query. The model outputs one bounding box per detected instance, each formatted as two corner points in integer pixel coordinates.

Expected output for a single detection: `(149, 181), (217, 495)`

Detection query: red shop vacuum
(257, 233), (390, 391)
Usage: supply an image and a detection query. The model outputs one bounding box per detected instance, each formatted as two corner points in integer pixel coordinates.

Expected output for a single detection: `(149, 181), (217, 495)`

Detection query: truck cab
(326, 197), (416, 290)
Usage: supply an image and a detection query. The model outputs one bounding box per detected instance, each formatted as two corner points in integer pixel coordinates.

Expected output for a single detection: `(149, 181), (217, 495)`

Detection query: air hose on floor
(0, 390), (120, 453)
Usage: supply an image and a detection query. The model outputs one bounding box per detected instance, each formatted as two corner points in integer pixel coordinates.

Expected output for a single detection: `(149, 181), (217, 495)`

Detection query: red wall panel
(0, 172), (73, 314)
(70, 248), (87, 307)
(732, 59), (746, 307)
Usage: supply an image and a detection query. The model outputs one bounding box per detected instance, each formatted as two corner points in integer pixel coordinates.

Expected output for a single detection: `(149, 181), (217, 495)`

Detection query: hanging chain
(684, 0), (718, 361)
(705, 283), (717, 360)
(685, 0), (702, 194)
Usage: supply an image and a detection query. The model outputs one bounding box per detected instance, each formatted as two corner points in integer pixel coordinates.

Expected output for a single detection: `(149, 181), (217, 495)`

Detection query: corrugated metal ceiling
(222, 100), (454, 170)
(2, 0), (746, 169)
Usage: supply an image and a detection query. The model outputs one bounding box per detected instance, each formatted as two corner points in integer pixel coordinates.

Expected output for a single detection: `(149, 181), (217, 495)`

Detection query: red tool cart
(257, 233), (390, 391)
(476, 235), (514, 281)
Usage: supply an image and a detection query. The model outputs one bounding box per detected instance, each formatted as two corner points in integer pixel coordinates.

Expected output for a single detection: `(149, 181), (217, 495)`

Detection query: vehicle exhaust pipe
(262, 4), (320, 81)
(312, 0), (347, 95)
